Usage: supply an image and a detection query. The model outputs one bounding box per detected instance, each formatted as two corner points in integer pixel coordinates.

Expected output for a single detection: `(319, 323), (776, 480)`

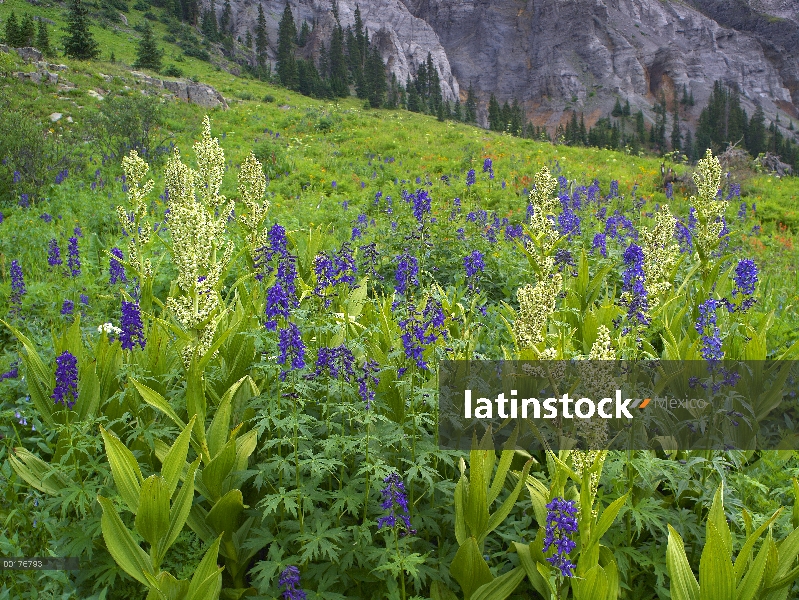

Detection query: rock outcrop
(221, 0), (798, 130)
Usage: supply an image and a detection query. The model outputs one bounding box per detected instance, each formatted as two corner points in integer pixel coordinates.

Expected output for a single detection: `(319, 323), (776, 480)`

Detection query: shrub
(161, 64), (183, 77)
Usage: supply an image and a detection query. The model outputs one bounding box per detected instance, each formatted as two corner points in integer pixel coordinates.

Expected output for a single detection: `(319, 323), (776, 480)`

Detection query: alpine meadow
(2, 0), (799, 599)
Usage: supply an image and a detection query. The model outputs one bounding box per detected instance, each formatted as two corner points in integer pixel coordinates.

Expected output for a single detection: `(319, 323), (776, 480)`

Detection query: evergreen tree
(201, 0), (219, 41)
(348, 27), (366, 98)
(681, 84), (689, 105)
(746, 105), (765, 156)
(19, 14), (35, 46)
(611, 98), (623, 117)
(36, 20), (52, 56)
(385, 73), (400, 109)
(219, 0), (232, 36)
(353, 5), (366, 59)
(277, 0), (299, 90)
(4, 12), (20, 47)
(488, 94), (501, 131)
(578, 113), (587, 145)
(465, 83), (477, 124)
(453, 99), (462, 122)
(134, 19), (163, 72)
(406, 76), (421, 112)
(635, 110), (645, 142)
(63, 0), (100, 60)
(365, 44), (386, 108)
(245, 29), (252, 49)
(623, 99), (631, 117)
(298, 20), (310, 47)
(426, 53), (442, 114)
(671, 111), (681, 152)
(318, 42), (329, 79)
(684, 129), (695, 161)
(255, 3), (269, 75)
(328, 20), (348, 97)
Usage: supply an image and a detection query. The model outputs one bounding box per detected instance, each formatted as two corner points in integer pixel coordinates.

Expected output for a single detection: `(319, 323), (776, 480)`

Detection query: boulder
(49, 112), (62, 122)
(187, 83), (228, 109)
(15, 47), (42, 62)
(163, 79), (189, 101)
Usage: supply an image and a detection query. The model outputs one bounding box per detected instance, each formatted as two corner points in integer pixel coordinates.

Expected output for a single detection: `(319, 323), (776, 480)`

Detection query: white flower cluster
(98, 322), (122, 335)
(119, 150), (154, 277)
(163, 116), (233, 366)
(237, 151), (269, 255)
(526, 166), (561, 258)
(640, 204), (679, 304)
(691, 149), (726, 259)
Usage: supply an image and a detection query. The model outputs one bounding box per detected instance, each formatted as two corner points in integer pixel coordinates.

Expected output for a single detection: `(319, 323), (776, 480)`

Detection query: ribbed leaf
(450, 536), (493, 600)
(707, 484), (732, 558)
(512, 542), (549, 599)
(487, 449), (514, 505)
(101, 426), (143, 513)
(201, 438), (236, 502)
(9, 448), (75, 495)
(161, 416), (196, 499)
(234, 428), (258, 472)
(98, 495), (152, 586)
(737, 529), (771, 600)
(205, 489), (245, 560)
(465, 451), (489, 540)
(429, 581), (459, 600)
(667, 524), (699, 600)
(143, 571), (189, 600)
(572, 565), (609, 600)
(699, 521), (735, 600)
(471, 566), (524, 600)
(481, 460), (532, 545)
(157, 458), (200, 564)
(186, 535), (223, 600)
(132, 379), (186, 429)
(454, 475), (468, 546)
(734, 508), (781, 583)
(135, 475), (170, 550)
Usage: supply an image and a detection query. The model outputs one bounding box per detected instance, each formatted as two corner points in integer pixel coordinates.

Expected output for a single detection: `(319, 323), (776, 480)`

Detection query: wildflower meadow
(2, 99), (799, 600)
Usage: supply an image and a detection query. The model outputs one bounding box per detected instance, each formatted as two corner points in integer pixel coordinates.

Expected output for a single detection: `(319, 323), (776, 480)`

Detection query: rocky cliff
(225, 0), (799, 131)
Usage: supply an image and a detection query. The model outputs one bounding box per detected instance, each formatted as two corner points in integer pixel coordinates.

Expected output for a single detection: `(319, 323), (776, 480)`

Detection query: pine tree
(635, 110), (645, 142)
(681, 84), (689, 105)
(219, 0), (232, 36)
(36, 20), (52, 56)
(365, 44), (385, 108)
(464, 84), (477, 123)
(298, 20), (310, 47)
(407, 76), (421, 112)
(611, 98), (623, 117)
(328, 19), (348, 97)
(671, 111), (681, 152)
(255, 3), (269, 76)
(134, 19), (162, 72)
(684, 129), (694, 161)
(453, 99), (462, 122)
(578, 113), (587, 145)
(19, 14), (35, 46)
(63, 0), (100, 60)
(277, 0), (299, 90)
(201, 0), (219, 41)
(426, 53), (442, 114)
(4, 12), (20, 47)
(623, 99), (631, 117)
(747, 104), (766, 157)
(245, 29), (253, 48)
(488, 94), (501, 131)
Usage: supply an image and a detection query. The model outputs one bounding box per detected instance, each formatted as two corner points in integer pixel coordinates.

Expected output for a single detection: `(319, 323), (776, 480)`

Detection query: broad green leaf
(512, 542), (549, 599)
(734, 508), (781, 583)
(454, 475), (468, 546)
(201, 439), (236, 502)
(590, 493), (629, 548)
(234, 428), (258, 472)
(465, 451), (489, 540)
(208, 378), (246, 459)
(9, 448), (75, 495)
(205, 489), (246, 560)
(667, 524), (700, 600)
(98, 495), (152, 586)
(132, 379), (186, 430)
(161, 416), (196, 499)
(429, 581), (459, 600)
(572, 565), (609, 600)
(158, 458), (200, 564)
(186, 535), (224, 600)
(481, 460), (532, 545)
(487, 449), (514, 505)
(737, 529), (771, 600)
(450, 536), (493, 600)
(774, 526), (799, 578)
(699, 521), (735, 600)
(101, 426), (143, 513)
(135, 475), (171, 550)
(471, 566), (525, 600)
(143, 570), (190, 600)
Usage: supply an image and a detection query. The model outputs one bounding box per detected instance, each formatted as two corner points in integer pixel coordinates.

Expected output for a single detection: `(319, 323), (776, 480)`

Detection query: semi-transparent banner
(437, 360), (799, 451)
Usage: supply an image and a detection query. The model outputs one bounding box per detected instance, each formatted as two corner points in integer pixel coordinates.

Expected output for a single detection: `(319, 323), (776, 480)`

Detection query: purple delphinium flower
(312, 345), (356, 381)
(483, 158), (494, 179)
(732, 259), (758, 296)
(411, 189), (432, 224)
(331, 180), (337, 189)
(1, 362), (19, 380)
(675, 220), (693, 253)
(278, 566), (306, 600)
(277, 322), (306, 379)
(399, 299), (447, 370)
(464, 250), (484, 292)
(622, 243), (649, 326)
(109, 248), (126, 284)
(696, 299), (724, 362)
(0, 212), (4, 224)
(120, 301), (146, 350)
(61, 300), (74, 316)
(394, 252), (419, 298)
(67, 237), (80, 277)
(47, 239), (62, 267)
(52, 351), (78, 409)
(357, 359), (380, 409)
(607, 180), (619, 199)
(466, 169), (476, 187)
(54, 169), (68, 185)
(80, 294), (89, 306)
(314, 244), (357, 307)
(554, 249), (577, 275)
(254, 223), (289, 281)
(19, 194), (29, 208)
(358, 242), (382, 280)
(605, 211), (637, 242)
(738, 202), (747, 219)
(10, 260), (26, 308)
(665, 182), (673, 200)
(558, 208), (581, 237)
(543, 497), (578, 578)
(13, 170), (21, 184)
(592, 233), (608, 258)
(377, 472), (416, 536)
(40, 213), (53, 223)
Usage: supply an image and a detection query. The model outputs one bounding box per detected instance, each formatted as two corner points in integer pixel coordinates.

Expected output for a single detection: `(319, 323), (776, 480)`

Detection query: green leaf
(202, 438), (236, 502)
(737, 529), (771, 600)
(143, 571), (189, 600)
(162, 416), (196, 499)
(101, 426), (143, 514)
(667, 524), (700, 600)
(135, 475), (171, 551)
(471, 566), (525, 600)
(734, 508), (781, 583)
(234, 428), (258, 472)
(98, 495), (153, 586)
(205, 489), (246, 560)
(186, 535), (224, 600)
(487, 449), (514, 505)
(699, 521), (735, 600)
(450, 536), (493, 600)
(512, 542), (549, 598)
(481, 459), (532, 545)
(132, 379), (186, 429)
(429, 581), (459, 600)
(207, 377), (247, 459)
(9, 448), (75, 495)
(590, 493), (629, 548)
(465, 450), (490, 540)
(454, 474), (468, 546)
(572, 565), (609, 600)
(158, 458), (200, 565)
(707, 484), (732, 558)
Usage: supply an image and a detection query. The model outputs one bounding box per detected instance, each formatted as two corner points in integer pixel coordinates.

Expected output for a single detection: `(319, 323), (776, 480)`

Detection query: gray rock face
(14, 47), (42, 62)
(223, 0), (797, 129)
(130, 71), (229, 109)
